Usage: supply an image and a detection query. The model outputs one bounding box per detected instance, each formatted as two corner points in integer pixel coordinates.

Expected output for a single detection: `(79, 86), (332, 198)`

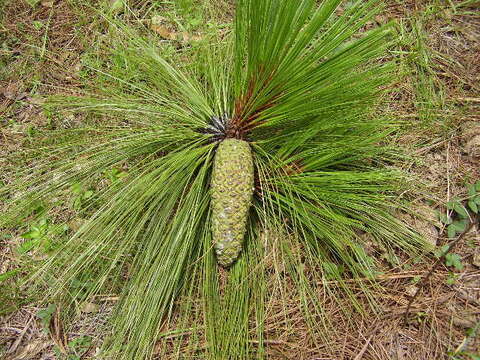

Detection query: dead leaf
(397, 206), (439, 248)
(29, 96), (45, 105)
(32, 253), (49, 261)
(452, 315), (476, 329)
(374, 15), (386, 24)
(150, 24), (175, 40)
(412, 205), (441, 248)
(81, 302), (99, 313)
(41, 0), (54, 7)
(405, 284), (418, 297)
(9, 339), (51, 360)
(48, 306), (67, 354)
(465, 135), (480, 158)
(149, 18), (202, 43)
(68, 218), (85, 232)
(3, 82), (20, 100)
(472, 252), (480, 268)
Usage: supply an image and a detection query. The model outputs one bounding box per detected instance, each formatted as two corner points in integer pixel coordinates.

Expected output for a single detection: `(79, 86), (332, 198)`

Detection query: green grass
(392, 0), (478, 138)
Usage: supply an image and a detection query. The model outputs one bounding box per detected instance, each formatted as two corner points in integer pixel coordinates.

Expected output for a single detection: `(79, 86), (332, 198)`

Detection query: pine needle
(1, 1), (430, 359)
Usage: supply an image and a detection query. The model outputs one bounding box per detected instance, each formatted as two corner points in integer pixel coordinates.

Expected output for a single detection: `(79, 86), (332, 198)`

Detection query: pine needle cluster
(1, 0), (427, 359)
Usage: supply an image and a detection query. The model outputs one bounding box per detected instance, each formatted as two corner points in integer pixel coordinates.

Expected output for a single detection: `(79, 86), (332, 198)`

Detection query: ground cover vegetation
(0, 0), (479, 359)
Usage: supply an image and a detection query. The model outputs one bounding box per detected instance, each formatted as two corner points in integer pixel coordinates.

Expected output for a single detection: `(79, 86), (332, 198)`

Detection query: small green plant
(445, 252), (464, 271)
(439, 181), (480, 239)
(434, 244), (464, 274)
(18, 218), (69, 254)
(53, 335), (92, 360)
(433, 182), (480, 284)
(445, 200), (469, 238)
(32, 20), (44, 30)
(25, 0), (41, 8)
(19, 218), (49, 254)
(105, 168), (128, 184)
(322, 261), (344, 280)
(36, 304), (57, 332)
(448, 321), (480, 359)
(174, 0), (203, 31)
(71, 182), (94, 211)
(411, 275), (422, 284)
(466, 182), (480, 214)
(445, 271), (459, 285)
(414, 311), (428, 325)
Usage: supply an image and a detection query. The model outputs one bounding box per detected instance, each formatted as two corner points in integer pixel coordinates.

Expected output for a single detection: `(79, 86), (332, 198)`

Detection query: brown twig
(403, 216), (478, 323)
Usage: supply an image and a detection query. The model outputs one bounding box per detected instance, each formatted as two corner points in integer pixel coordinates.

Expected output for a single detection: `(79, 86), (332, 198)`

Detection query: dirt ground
(1, 0), (479, 359)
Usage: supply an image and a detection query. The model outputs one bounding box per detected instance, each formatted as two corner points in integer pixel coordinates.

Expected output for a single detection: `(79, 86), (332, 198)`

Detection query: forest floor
(0, 0), (479, 359)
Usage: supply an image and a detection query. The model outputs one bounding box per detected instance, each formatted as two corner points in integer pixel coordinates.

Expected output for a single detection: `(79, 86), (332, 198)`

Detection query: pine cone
(211, 139), (254, 267)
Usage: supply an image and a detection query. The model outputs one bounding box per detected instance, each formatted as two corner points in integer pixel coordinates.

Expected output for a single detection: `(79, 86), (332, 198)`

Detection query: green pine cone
(211, 139), (254, 267)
